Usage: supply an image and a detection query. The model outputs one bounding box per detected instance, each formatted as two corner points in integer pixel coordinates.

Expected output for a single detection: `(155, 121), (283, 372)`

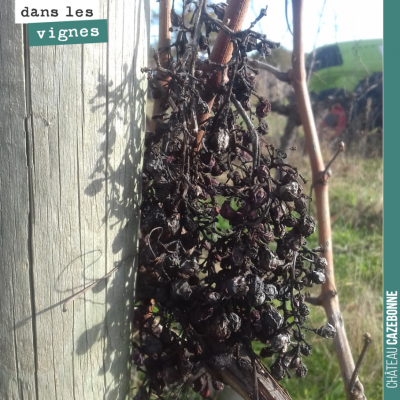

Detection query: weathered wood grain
(0, 0), (149, 398)
(0, 3), (37, 399)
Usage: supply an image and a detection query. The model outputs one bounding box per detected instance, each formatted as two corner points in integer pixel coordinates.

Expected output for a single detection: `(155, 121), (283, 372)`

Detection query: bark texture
(290, 1), (365, 399)
(207, 358), (292, 400)
(195, 0), (251, 150)
(0, 1), (149, 399)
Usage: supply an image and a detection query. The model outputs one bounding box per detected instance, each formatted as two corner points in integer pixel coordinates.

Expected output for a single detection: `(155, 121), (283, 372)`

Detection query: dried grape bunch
(133, 1), (336, 399)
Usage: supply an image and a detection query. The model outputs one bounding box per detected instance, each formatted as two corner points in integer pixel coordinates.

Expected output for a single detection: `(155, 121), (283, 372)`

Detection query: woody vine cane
(247, 1), (370, 398)
(290, 1), (366, 399)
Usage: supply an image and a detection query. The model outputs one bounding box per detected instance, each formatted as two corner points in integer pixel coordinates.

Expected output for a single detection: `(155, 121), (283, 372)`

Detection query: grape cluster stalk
(133, 2), (336, 399)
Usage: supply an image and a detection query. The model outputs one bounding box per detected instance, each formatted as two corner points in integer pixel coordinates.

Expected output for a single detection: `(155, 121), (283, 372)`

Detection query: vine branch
(289, 1), (366, 399)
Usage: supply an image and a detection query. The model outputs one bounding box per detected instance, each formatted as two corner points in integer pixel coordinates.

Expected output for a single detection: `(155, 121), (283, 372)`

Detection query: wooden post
(0, 1), (149, 399)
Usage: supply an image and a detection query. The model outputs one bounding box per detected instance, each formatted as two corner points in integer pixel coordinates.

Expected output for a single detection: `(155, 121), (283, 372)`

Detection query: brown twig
(321, 141), (345, 182)
(306, 0), (328, 85)
(147, 0), (172, 324)
(194, 0), (252, 151)
(189, 0), (207, 135)
(248, 58), (290, 83)
(290, 1), (366, 399)
(190, 0), (207, 81)
(230, 93), (260, 169)
(308, 141), (345, 212)
(349, 333), (373, 394)
(150, 0), (172, 132)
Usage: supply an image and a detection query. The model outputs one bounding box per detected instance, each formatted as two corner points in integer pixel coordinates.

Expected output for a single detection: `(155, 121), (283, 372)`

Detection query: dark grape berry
(315, 257), (328, 270)
(297, 215), (316, 237)
(296, 362), (308, 378)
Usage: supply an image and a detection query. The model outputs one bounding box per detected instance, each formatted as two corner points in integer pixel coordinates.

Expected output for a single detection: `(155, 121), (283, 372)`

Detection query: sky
(150, 0), (383, 53)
